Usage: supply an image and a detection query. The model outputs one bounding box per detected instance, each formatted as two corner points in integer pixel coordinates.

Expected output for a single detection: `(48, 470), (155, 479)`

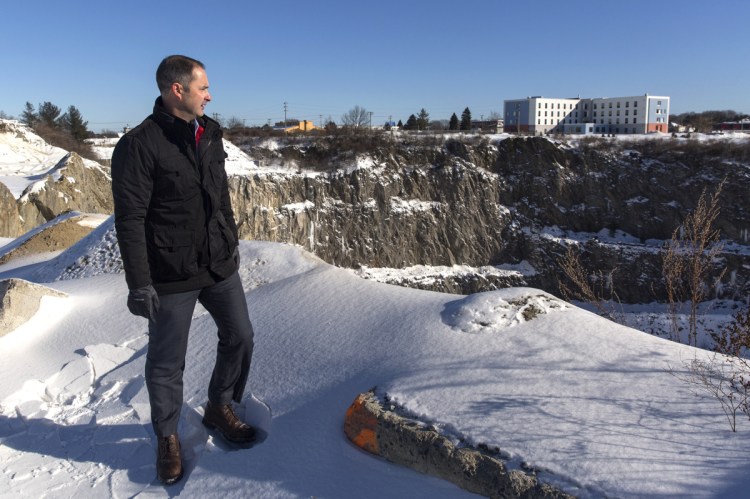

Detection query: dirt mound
(0, 214), (103, 265)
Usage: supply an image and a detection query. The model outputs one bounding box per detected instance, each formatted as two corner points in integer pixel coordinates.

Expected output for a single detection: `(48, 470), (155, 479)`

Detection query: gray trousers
(145, 271), (254, 437)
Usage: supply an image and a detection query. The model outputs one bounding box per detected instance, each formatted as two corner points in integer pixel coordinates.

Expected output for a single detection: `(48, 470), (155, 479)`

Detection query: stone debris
(344, 390), (574, 499)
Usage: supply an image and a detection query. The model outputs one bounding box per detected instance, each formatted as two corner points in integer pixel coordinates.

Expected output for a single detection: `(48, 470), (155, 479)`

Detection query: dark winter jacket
(111, 98), (239, 294)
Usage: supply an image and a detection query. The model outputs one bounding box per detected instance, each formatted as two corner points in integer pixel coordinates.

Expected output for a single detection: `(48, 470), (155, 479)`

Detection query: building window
(634, 101), (637, 107)
(625, 118), (629, 124)
(626, 102), (629, 108)
(634, 109), (637, 115)
(617, 102), (621, 108)
(633, 118), (637, 123)
(617, 110), (620, 116)
(609, 102), (613, 108)
(625, 110), (629, 116)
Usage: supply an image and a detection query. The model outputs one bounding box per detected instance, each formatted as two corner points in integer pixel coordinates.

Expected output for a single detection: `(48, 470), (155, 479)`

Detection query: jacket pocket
(151, 229), (198, 281)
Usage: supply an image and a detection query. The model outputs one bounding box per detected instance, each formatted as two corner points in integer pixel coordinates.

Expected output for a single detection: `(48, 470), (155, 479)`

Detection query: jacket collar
(151, 97), (221, 138)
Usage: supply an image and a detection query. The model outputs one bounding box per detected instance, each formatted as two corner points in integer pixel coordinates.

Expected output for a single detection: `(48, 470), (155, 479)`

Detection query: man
(111, 55), (256, 485)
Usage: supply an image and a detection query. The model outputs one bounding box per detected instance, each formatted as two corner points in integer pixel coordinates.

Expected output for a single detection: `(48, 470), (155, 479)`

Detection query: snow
(2, 120), (750, 497)
(1, 218), (749, 498)
(0, 120), (69, 198)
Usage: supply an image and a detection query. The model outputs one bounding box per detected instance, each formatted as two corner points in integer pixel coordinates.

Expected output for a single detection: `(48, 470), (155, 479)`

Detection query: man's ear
(171, 82), (183, 100)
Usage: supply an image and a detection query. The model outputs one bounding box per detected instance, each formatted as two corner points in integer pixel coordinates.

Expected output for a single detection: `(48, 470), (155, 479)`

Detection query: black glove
(127, 285), (160, 321)
(233, 246), (240, 266)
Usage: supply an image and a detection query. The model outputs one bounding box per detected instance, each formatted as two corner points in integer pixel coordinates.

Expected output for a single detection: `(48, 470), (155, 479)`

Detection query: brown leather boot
(202, 401), (257, 446)
(156, 434), (183, 485)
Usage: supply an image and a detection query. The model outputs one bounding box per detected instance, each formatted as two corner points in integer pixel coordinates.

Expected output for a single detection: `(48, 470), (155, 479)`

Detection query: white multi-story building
(504, 94), (670, 135)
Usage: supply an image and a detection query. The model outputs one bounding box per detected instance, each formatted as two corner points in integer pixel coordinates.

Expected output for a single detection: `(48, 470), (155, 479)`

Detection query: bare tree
(224, 116), (245, 129)
(671, 307), (750, 432)
(341, 105), (369, 128)
(662, 180), (726, 346)
(558, 243), (620, 320)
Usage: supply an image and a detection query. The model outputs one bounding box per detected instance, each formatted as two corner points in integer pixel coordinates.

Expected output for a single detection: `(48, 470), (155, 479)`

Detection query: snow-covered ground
(1, 219), (749, 498)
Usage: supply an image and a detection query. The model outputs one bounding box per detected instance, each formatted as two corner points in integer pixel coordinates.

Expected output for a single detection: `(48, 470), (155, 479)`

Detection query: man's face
(176, 67), (211, 120)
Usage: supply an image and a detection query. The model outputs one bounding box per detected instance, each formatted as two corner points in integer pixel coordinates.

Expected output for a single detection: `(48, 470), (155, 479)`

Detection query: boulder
(0, 279), (67, 337)
(344, 390), (574, 499)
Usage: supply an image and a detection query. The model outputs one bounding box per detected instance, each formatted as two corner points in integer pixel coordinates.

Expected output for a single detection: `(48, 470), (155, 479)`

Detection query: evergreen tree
(417, 108), (430, 131)
(37, 101), (62, 128)
(60, 105), (89, 142)
(449, 112), (459, 131)
(21, 102), (37, 127)
(460, 107), (472, 131)
(397, 119), (403, 128)
(405, 114), (418, 130)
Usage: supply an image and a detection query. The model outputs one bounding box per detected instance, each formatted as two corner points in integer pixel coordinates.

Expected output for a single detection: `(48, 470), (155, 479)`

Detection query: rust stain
(344, 394), (380, 455)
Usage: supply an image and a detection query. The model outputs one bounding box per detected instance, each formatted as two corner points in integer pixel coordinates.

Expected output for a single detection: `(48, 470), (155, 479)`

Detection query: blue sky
(4, 0), (749, 131)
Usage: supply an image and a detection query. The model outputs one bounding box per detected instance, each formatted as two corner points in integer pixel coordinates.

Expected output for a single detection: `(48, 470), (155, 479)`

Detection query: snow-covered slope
(1, 216), (748, 498)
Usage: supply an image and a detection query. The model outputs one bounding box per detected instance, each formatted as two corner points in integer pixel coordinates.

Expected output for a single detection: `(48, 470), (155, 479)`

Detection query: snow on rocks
(0, 278), (68, 336)
(444, 288), (567, 333)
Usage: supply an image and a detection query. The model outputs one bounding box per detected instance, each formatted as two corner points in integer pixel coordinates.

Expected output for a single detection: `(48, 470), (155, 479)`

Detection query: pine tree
(405, 114), (418, 130)
(460, 107), (472, 131)
(21, 102), (38, 127)
(449, 113), (459, 131)
(397, 119), (403, 128)
(60, 105), (89, 142)
(417, 108), (430, 131)
(37, 101), (62, 128)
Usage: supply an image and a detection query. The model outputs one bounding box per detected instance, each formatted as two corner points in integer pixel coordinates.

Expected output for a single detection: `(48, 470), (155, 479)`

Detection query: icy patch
(445, 289), (567, 334)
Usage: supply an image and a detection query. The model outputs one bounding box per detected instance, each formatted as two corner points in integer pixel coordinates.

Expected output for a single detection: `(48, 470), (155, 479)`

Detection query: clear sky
(3, 0), (749, 132)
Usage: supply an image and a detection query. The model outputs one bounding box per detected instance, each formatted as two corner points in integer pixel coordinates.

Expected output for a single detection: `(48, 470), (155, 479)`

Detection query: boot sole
(158, 468), (184, 486)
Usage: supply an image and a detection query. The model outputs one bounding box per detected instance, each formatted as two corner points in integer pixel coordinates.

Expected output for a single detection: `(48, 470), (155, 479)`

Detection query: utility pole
(369, 111), (373, 131)
(283, 101), (288, 131)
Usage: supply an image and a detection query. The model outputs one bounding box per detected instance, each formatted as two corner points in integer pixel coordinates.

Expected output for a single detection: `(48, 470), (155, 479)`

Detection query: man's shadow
(0, 411), (161, 490)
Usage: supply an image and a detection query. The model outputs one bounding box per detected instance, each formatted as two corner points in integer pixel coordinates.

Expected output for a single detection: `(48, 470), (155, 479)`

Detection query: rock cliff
(3, 122), (749, 304)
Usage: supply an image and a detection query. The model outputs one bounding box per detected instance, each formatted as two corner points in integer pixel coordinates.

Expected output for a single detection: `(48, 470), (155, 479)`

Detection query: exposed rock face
(227, 135), (750, 303)
(0, 182), (21, 237)
(16, 152), (113, 235)
(229, 164), (513, 269)
(493, 137), (750, 243)
(3, 125), (750, 304)
(0, 279), (67, 336)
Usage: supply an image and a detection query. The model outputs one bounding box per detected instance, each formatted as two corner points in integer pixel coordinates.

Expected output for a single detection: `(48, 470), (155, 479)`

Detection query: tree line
(18, 101), (95, 159)
(672, 109), (749, 132)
